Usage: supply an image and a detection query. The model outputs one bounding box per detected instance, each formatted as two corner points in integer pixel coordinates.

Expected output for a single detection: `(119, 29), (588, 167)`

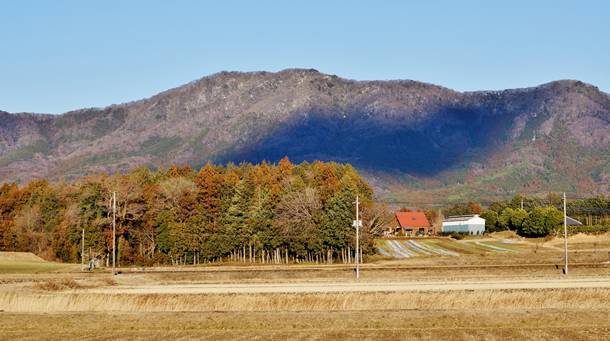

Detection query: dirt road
(89, 276), (610, 294)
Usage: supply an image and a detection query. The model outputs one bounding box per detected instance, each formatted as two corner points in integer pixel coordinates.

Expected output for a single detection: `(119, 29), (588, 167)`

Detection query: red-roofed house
(390, 212), (431, 236)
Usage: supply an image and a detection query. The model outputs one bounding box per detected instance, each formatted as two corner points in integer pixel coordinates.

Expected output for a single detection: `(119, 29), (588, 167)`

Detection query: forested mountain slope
(1, 69), (610, 203)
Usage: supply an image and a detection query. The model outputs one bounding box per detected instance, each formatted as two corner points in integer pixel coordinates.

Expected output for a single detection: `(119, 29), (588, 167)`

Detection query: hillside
(2, 69), (610, 203)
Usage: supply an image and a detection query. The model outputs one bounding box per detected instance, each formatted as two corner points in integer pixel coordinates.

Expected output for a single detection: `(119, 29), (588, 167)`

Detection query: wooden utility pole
(353, 195), (361, 279)
(564, 192), (568, 275)
(81, 229), (84, 271)
(112, 191), (116, 276)
(356, 195), (359, 278)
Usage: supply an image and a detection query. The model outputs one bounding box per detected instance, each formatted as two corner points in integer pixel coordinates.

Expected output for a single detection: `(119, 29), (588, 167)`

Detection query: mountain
(2, 69), (610, 204)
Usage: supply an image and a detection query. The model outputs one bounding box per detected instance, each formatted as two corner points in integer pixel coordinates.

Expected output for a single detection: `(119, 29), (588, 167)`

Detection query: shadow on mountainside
(219, 105), (516, 177)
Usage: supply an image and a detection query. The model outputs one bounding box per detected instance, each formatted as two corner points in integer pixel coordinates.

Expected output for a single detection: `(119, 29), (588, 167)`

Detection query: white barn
(442, 215), (486, 235)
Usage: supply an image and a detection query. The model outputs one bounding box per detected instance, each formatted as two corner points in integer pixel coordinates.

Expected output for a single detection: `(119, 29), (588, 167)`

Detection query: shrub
(567, 225), (608, 235)
(438, 231), (467, 240)
(59, 278), (81, 289)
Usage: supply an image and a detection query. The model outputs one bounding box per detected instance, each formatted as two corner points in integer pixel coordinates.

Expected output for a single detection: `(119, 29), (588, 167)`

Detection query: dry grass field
(0, 252), (47, 262)
(2, 287), (610, 312)
(0, 261), (77, 274)
(0, 252), (78, 275)
(2, 310), (609, 340)
(1, 234), (609, 340)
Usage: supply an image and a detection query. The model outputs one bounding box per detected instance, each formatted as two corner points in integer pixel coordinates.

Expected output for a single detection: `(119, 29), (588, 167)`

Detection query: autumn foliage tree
(0, 157), (391, 265)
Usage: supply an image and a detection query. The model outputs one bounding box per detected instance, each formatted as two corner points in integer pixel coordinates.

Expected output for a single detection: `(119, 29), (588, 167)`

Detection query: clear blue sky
(1, 1), (608, 115)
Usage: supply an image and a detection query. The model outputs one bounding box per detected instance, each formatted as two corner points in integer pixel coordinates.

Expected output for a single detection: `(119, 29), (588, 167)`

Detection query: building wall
(442, 223), (469, 233)
(442, 218), (485, 234)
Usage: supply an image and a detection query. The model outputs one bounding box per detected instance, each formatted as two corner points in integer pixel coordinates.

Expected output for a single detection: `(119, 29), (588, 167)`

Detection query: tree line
(398, 194), (609, 237)
(477, 194), (609, 237)
(0, 158), (390, 266)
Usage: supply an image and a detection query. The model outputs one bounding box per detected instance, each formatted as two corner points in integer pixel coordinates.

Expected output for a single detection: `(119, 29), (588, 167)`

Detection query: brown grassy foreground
(1, 309), (609, 340)
(2, 288), (610, 312)
(1, 237), (609, 340)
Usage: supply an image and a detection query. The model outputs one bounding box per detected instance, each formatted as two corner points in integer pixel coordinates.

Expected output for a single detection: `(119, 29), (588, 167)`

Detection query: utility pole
(564, 192), (568, 275)
(113, 191), (116, 276)
(521, 199), (523, 210)
(353, 195), (361, 279)
(81, 229), (84, 271)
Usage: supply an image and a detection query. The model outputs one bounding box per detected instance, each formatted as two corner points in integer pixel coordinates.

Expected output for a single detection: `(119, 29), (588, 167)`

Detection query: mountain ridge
(2, 69), (610, 203)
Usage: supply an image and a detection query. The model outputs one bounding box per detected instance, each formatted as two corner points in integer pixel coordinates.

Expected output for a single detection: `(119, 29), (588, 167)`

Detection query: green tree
(480, 210), (498, 232)
(128, 165), (152, 189)
(511, 209), (528, 230)
(498, 208), (528, 231)
(498, 208), (514, 230)
(155, 210), (177, 254)
(488, 201), (504, 213)
(319, 176), (357, 254)
(69, 177), (109, 262)
(505, 194), (540, 211)
(444, 203), (470, 216)
(522, 207), (563, 237)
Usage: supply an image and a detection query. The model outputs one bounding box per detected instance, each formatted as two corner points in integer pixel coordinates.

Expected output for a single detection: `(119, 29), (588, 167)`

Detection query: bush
(567, 225), (608, 235)
(438, 231), (467, 240)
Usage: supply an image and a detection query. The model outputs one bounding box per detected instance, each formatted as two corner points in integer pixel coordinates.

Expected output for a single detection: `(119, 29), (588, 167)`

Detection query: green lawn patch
(373, 239), (394, 257)
(0, 260), (77, 274)
(375, 240), (387, 247)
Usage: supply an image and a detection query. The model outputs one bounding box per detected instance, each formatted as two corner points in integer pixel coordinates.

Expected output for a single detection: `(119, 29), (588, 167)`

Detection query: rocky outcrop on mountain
(1, 69), (609, 201)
